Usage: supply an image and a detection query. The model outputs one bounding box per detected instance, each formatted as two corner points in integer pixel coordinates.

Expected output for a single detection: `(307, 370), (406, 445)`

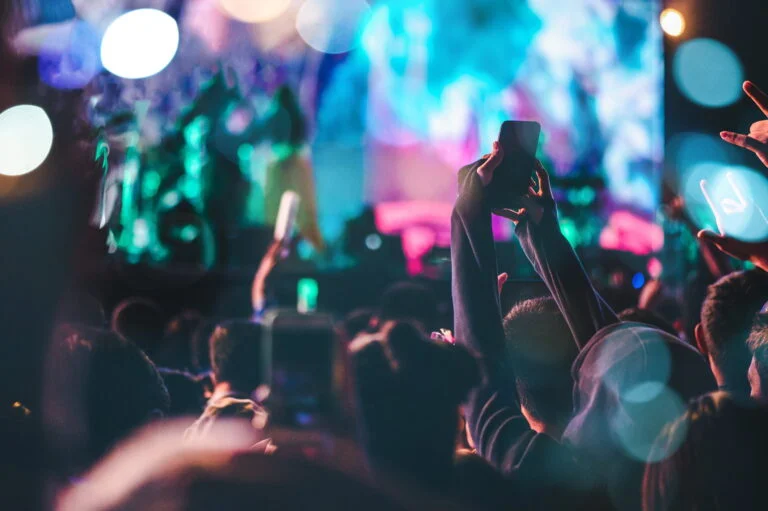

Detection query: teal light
(179, 224), (200, 242)
(297, 278), (319, 313)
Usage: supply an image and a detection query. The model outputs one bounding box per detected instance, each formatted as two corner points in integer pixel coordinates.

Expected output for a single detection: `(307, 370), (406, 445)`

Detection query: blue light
(632, 273), (646, 289)
(38, 21), (102, 90)
(365, 233), (383, 250)
(673, 38), (743, 108)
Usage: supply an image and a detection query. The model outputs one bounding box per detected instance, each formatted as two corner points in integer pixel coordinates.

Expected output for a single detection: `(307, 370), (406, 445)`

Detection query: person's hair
(158, 368), (205, 417)
(642, 391), (768, 511)
(700, 270), (768, 393)
(378, 282), (439, 333)
(618, 308), (678, 337)
(209, 320), (267, 394)
(503, 296), (578, 431)
(342, 308), (375, 341)
(350, 322), (480, 486)
(747, 316), (768, 391)
(111, 297), (167, 356)
(152, 310), (203, 371)
(47, 325), (169, 471)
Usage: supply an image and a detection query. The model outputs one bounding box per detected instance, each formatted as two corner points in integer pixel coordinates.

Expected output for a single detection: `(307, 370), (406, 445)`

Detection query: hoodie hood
(562, 322), (716, 508)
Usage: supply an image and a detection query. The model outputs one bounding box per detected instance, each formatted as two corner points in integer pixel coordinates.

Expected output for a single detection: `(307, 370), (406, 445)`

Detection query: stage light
(647, 257), (663, 279)
(660, 8), (685, 37)
(0, 105), (53, 176)
(218, 0), (291, 23)
(667, 132), (727, 175)
(673, 38), (743, 108)
(101, 9), (179, 80)
(297, 278), (319, 314)
(365, 233), (383, 251)
(632, 272), (646, 290)
(296, 0), (371, 54)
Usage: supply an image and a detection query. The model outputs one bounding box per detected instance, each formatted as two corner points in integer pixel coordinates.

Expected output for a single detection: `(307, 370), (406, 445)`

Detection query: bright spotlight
(101, 9), (179, 80)
(660, 8), (685, 37)
(0, 105), (54, 176)
(218, 0), (292, 23)
(673, 38), (743, 108)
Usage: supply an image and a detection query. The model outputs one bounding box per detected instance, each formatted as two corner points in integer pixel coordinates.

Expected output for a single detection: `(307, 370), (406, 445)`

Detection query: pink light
(647, 257), (663, 278)
(374, 201), (453, 236)
(401, 226), (436, 276)
(599, 211), (664, 255)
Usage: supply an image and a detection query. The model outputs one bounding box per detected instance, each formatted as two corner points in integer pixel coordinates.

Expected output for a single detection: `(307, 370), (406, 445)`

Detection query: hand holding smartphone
(488, 121), (541, 208)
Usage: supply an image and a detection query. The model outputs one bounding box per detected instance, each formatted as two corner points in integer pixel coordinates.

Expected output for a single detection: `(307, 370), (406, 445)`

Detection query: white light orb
(0, 105), (54, 176)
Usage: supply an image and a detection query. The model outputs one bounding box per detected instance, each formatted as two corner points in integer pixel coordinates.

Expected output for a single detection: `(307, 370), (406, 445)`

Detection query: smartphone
(490, 121), (541, 208)
(262, 310), (338, 429)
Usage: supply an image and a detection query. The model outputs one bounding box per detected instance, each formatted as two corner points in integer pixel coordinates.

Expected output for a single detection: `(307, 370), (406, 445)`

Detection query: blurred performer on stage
(264, 85), (325, 253)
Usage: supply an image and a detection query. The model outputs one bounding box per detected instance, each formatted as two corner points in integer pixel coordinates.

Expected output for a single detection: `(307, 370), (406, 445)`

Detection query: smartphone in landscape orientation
(490, 121), (541, 208)
(262, 309), (338, 430)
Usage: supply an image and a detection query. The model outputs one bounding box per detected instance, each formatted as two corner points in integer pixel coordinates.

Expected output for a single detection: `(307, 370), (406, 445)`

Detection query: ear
(694, 323), (708, 357)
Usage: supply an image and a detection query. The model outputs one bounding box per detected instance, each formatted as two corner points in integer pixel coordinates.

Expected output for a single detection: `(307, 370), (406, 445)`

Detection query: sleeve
(515, 201), (618, 350)
(451, 162), (535, 473)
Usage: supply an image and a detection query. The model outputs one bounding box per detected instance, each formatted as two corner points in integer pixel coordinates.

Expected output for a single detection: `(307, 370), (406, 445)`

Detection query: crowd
(5, 3), (768, 507)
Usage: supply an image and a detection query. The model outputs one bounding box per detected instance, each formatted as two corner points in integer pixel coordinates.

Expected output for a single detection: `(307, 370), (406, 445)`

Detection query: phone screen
(490, 121), (541, 208)
(263, 311), (337, 429)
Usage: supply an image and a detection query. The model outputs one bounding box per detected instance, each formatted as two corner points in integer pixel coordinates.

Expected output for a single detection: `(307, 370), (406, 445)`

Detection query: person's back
(643, 391), (768, 511)
(695, 270), (768, 397)
(186, 320), (269, 442)
(45, 325), (170, 474)
(349, 322), (510, 508)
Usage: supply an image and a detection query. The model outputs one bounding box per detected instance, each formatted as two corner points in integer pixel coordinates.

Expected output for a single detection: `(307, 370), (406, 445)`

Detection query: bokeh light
(0, 105), (54, 176)
(296, 0), (371, 54)
(673, 38), (743, 108)
(660, 8), (685, 37)
(632, 273), (646, 290)
(682, 164), (768, 241)
(218, 0), (292, 23)
(667, 132), (728, 176)
(101, 9), (180, 80)
(647, 257), (663, 279)
(613, 383), (688, 463)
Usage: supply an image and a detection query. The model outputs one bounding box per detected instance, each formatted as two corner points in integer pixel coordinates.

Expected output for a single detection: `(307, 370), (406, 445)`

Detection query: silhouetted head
(643, 391), (768, 511)
(111, 297), (167, 357)
(696, 270), (768, 396)
(209, 320), (267, 397)
(503, 296), (578, 436)
(619, 308), (678, 338)
(378, 282), (439, 334)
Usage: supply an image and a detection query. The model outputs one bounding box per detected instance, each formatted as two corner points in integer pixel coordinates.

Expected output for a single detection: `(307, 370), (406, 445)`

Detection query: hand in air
(697, 231), (768, 272)
(476, 141), (551, 225)
(721, 81), (768, 167)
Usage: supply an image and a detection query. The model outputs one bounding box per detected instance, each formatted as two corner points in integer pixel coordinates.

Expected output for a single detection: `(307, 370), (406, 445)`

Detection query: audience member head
(350, 322), (480, 486)
(747, 315), (768, 400)
(191, 317), (218, 373)
(209, 320), (268, 399)
(377, 282), (439, 334)
(696, 270), (768, 396)
(46, 325), (169, 472)
(503, 296), (578, 436)
(643, 391), (768, 511)
(342, 308), (375, 341)
(157, 368), (204, 417)
(618, 308), (678, 338)
(110, 297), (167, 356)
(152, 310), (203, 370)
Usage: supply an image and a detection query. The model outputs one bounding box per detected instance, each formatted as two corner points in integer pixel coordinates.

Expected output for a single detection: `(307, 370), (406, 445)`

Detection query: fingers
(697, 230), (750, 260)
(533, 160), (552, 198)
(493, 207), (527, 225)
(721, 131), (768, 167)
(744, 81), (768, 118)
(497, 273), (508, 296)
(477, 141), (504, 187)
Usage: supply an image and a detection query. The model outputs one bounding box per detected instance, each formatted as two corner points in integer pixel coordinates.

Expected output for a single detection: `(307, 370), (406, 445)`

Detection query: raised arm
(451, 143), (538, 472)
(511, 162), (618, 350)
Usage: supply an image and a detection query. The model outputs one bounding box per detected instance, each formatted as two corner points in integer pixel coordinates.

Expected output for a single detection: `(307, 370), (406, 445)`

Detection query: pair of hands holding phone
(475, 140), (552, 226)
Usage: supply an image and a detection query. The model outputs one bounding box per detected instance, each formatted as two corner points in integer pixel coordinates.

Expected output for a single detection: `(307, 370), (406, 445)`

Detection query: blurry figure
(350, 322), (509, 509)
(695, 270), (768, 398)
(59, 420), (462, 511)
(698, 230), (768, 272)
(189, 317), (218, 374)
(110, 297), (168, 357)
(154, 310), (203, 371)
(642, 391), (768, 511)
(374, 281), (440, 334)
(747, 316), (768, 400)
(45, 326), (169, 475)
(264, 86), (324, 252)
(618, 308), (679, 338)
(185, 321), (269, 442)
(341, 308), (376, 341)
(157, 368), (205, 418)
(503, 296), (578, 438)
